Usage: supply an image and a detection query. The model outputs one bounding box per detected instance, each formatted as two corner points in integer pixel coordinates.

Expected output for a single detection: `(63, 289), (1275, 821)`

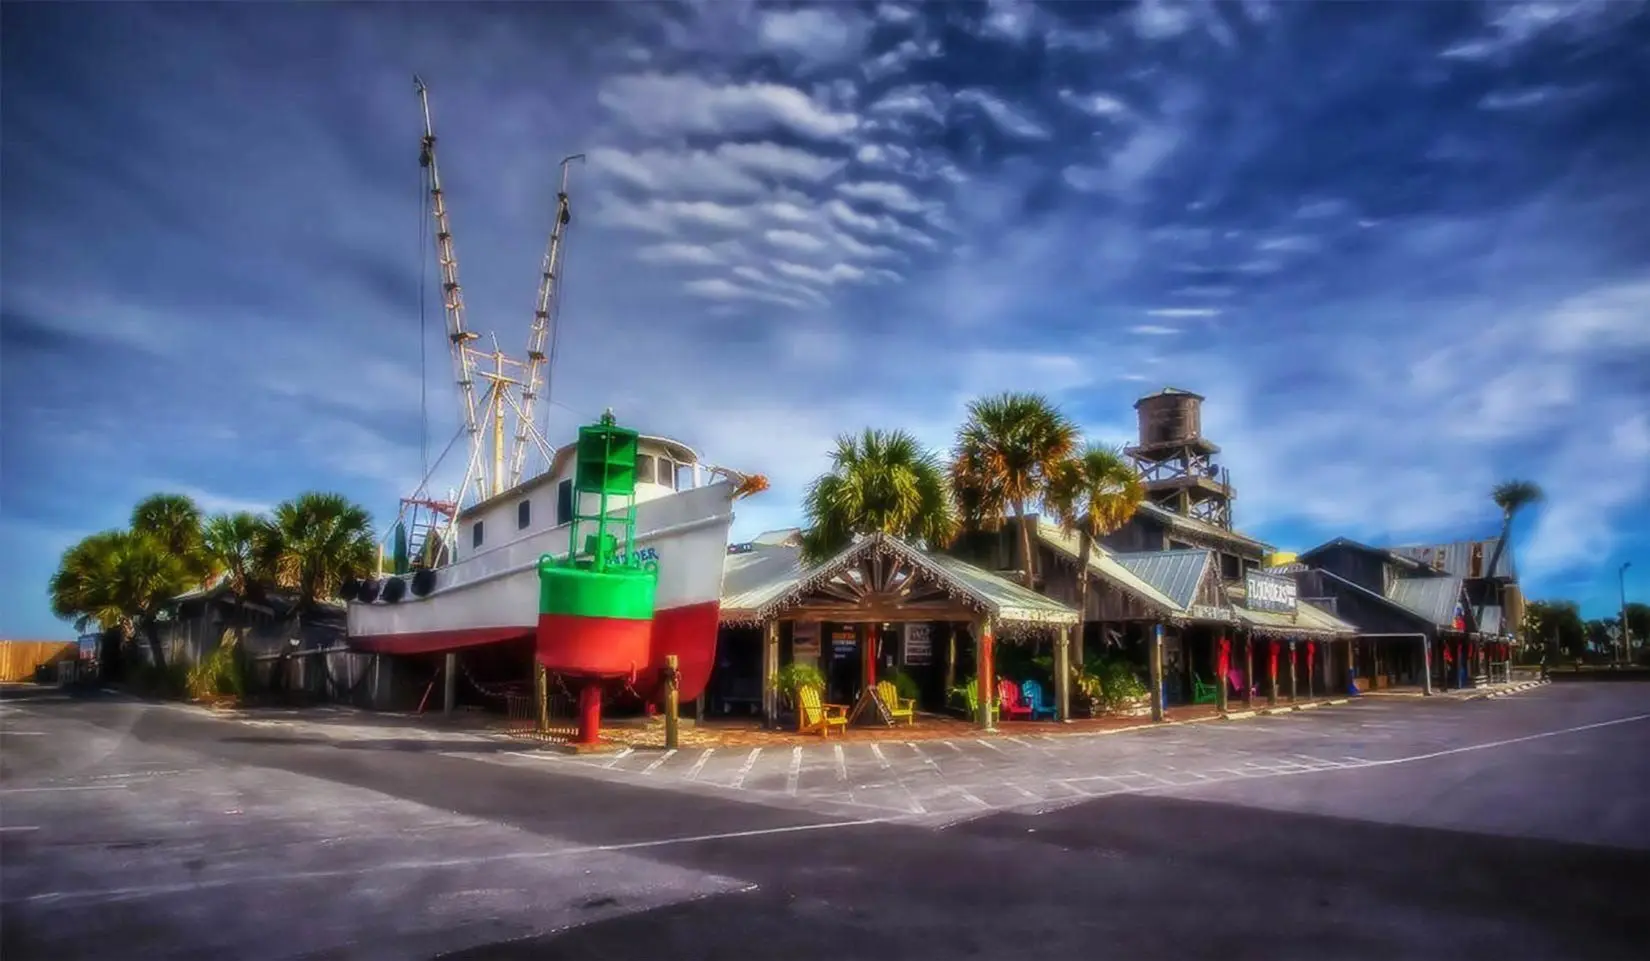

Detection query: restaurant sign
(1245, 571), (1298, 613)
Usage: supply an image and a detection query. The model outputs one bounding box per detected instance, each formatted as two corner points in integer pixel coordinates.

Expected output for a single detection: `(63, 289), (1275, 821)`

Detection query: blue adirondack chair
(1021, 679), (1057, 720)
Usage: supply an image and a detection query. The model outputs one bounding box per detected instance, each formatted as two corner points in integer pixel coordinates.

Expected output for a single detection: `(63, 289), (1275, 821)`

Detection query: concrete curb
(1468, 678), (1551, 700)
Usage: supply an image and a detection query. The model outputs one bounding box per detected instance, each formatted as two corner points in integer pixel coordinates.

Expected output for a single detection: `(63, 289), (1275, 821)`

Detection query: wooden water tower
(1124, 387), (1235, 529)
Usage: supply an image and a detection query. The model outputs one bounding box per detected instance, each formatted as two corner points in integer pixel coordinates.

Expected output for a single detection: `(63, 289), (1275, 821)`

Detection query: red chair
(997, 678), (1033, 721)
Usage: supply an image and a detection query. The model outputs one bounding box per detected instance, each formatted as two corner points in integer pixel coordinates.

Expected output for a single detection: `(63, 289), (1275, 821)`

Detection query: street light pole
(1621, 562), (1633, 666)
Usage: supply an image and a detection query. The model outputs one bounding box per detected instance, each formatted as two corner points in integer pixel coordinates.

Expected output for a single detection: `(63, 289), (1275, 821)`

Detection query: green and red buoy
(536, 411), (659, 745)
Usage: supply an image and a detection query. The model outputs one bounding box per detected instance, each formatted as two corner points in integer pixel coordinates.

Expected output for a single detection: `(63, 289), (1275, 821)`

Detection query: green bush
(771, 662), (826, 707)
(186, 639), (245, 701)
(1093, 659), (1148, 711)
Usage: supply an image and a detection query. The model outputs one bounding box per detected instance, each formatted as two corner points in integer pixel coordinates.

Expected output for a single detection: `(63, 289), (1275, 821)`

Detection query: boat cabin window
(556, 479), (573, 526)
(636, 454), (656, 487)
(517, 500), (531, 530)
(657, 459), (677, 489)
(472, 521), (484, 549)
(676, 462), (696, 490)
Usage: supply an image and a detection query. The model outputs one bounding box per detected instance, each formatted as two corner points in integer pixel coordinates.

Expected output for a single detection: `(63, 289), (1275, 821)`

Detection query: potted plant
(1096, 659), (1151, 717)
(770, 662), (827, 728)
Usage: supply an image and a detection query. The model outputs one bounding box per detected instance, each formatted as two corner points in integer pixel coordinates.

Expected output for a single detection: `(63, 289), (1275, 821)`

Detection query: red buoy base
(576, 683), (603, 745)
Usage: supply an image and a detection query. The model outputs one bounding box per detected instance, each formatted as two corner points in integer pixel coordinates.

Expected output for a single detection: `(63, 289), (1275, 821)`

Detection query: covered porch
(720, 532), (1081, 731)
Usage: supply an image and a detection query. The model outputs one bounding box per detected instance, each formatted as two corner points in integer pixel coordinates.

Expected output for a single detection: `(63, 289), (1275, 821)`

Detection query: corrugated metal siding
(1387, 539), (1515, 580)
(719, 545), (803, 616)
(1114, 550), (1211, 609)
(920, 551), (1080, 624)
(1385, 575), (1464, 628)
(1037, 524), (1184, 615)
(1135, 503), (1273, 553)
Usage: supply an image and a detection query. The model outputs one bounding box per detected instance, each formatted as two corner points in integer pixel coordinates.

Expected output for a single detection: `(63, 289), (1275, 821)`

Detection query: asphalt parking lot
(3, 682), (1647, 960)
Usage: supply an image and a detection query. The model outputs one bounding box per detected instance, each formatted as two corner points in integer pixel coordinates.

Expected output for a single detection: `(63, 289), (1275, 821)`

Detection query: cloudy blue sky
(4, 0), (1648, 639)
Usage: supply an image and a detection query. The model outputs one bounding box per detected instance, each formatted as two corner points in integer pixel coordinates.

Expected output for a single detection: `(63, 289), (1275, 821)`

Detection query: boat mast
(512, 154), (584, 488)
(415, 74), (490, 503)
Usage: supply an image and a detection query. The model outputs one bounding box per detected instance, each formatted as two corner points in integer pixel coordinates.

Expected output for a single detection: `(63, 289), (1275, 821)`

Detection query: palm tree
(951, 392), (1078, 589)
(1476, 479), (1544, 631)
(131, 493), (213, 585)
(799, 429), (958, 563)
(1046, 444), (1146, 664)
(49, 529), (193, 671)
(264, 492), (377, 616)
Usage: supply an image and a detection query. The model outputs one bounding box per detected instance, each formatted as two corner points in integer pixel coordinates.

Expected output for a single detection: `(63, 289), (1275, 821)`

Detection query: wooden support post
(1216, 635), (1229, 714)
(944, 624), (957, 694)
(1055, 626), (1071, 722)
(1243, 632), (1254, 709)
(975, 617), (996, 732)
(443, 652), (456, 716)
(761, 620), (780, 728)
(1421, 633), (1434, 696)
(1288, 641), (1298, 702)
(861, 622), (876, 693)
(664, 654), (680, 750)
(1267, 640), (1279, 707)
(534, 661), (548, 734)
(1150, 622), (1165, 723)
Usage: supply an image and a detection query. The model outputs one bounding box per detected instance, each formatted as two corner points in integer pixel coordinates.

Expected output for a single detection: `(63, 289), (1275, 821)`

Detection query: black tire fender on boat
(381, 577), (408, 603)
(410, 568), (437, 597)
(357, 579), (382, 603)
(339, 578), (362, 602)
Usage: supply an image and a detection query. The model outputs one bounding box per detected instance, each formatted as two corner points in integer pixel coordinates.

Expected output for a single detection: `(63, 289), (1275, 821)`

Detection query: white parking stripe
(684, 749), (715, 781)
(641, 750), (676, 776)
(785, 747), (802, 796)
(729, 748), (761, 789)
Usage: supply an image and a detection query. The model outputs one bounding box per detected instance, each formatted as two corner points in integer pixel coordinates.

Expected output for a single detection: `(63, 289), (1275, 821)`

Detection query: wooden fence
(0, 641), (78, 682)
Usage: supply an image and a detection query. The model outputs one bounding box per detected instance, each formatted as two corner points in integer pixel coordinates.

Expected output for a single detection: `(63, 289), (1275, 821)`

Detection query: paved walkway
(461, 690), (1547, 825)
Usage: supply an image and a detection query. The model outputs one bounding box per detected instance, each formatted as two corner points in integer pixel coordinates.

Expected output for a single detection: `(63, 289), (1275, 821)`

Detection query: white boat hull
(347, 481), (736, 701)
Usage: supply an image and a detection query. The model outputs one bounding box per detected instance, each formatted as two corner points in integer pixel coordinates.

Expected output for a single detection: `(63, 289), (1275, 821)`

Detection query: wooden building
(1296, 537), (1503, 690)
(713, 532), (1081, 729)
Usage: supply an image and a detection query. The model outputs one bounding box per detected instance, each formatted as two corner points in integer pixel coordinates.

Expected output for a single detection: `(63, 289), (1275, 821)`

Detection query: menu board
(829, 626), (857, 660)
(904, 623), (932, 666)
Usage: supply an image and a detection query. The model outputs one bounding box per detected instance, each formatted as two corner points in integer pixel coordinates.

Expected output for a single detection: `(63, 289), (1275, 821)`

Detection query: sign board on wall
(791, 623), (820, 661)
(1245, 571), (1298, 613)
(903, 623), (932, 666)
(829, 626), (858, 660)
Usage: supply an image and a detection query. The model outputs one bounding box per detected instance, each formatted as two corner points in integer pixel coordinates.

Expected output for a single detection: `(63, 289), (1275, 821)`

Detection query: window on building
(636, 454), (656, 487)
(517, 499), (531, 530)
(472, 521), (484, 549)
(556, 479), (573, 525)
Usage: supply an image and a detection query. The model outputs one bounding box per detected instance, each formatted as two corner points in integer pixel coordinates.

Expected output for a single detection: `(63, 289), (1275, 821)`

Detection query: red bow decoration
(1268, 640), (1279, 681)
(1217, 636), (1231, 684)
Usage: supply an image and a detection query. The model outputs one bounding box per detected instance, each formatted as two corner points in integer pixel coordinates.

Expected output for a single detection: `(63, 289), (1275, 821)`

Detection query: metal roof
(721, 533), (1078, 629)
(1478, 604), (1505, 636)
(719, 543), (804, 616)
(1224, 586), (1356, 638)
(1136, 502), (1273, 553)
(1385, 538), (1515, 580)
(1385, 575), (1466, 629)
(1037, 523), (1185, 615)
(1299, 537), (1431, 573)
(1114, 549), (1212, 609)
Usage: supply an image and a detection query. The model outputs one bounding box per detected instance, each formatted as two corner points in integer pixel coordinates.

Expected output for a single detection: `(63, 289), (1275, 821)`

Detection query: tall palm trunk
(1475, 513), (1511, 632)
(1013, 501), (1037, 590)
(1073, 531), (1093, 667)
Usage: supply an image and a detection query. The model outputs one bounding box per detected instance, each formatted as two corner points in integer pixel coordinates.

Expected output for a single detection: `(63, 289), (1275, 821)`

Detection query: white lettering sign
(1245, 572), (1298, 613)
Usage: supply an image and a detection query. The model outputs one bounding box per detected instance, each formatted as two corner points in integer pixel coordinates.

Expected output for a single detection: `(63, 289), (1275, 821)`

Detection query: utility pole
(1621, 562), (1633, 665)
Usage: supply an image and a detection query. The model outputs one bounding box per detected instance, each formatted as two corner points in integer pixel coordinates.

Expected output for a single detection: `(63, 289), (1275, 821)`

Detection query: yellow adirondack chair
(876, 680), (916, 725)
(798, 685), (849, 737)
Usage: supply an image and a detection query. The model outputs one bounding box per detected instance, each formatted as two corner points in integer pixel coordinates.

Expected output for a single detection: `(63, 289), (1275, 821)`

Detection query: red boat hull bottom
(348, 598), (722, 704)
(535, 613), (652, 679)
(636, 599), (721, 704)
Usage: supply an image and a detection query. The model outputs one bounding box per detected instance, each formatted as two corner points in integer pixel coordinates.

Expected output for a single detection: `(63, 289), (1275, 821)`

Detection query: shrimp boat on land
(344, 76), (764, 738)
